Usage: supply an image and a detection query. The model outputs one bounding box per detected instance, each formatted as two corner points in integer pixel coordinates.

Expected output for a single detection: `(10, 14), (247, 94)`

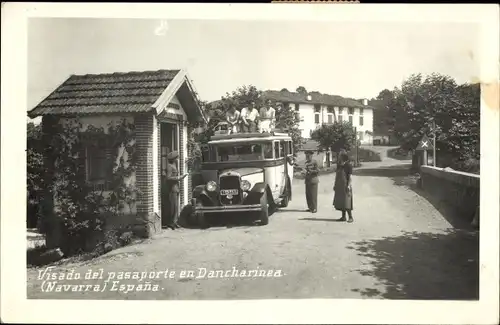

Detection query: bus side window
(274, 141), (280, 159)
(280, 141), (285, 158)
(201, 145), (210, 162)
(263, 142), (273, 159)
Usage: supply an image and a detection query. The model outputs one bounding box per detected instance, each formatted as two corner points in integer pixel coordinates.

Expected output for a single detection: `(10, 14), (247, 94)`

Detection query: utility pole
(354, 126), (359, 167)
(432, 120), (436, 167)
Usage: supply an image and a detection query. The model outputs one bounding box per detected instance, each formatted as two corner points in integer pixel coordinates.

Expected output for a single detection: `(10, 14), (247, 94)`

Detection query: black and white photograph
(1, 3), (499, 324)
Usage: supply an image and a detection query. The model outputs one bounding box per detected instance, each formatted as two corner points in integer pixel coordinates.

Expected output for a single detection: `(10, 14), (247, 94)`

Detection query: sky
(28, 18), (479, 115)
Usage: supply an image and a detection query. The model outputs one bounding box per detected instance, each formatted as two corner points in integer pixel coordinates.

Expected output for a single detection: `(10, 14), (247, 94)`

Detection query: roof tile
(263, 90), (366, 108)
(28, 69), (180, 117)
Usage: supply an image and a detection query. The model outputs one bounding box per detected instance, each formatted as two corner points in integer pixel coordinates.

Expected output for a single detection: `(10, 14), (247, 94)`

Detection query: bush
(119, 231), (133, 246)
(451, 158), (480, 174)
(34, 117), (141, 257)
(27, 246), (64, 267)
(27, 122), (44, 230)
(357, 148), (382, 162)
(387, 147), (411, 160)
(294, 165), (337, 179)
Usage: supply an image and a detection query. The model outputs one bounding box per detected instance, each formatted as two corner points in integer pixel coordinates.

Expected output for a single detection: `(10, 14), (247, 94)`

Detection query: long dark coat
(333, 162), (353, 211)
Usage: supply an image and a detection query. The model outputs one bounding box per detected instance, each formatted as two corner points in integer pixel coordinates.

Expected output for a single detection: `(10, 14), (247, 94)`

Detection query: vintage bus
(191, 130), (294, 227)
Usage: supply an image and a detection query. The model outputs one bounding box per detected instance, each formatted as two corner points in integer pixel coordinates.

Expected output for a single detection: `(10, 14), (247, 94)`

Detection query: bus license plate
(221, 189), (238, 195)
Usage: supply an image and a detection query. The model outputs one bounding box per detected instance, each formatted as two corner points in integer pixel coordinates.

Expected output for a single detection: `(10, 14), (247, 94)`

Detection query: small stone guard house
(28, 69), (207, 237)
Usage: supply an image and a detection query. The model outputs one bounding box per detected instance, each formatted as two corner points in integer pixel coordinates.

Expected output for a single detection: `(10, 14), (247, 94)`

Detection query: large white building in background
(263, 89), (374, 145)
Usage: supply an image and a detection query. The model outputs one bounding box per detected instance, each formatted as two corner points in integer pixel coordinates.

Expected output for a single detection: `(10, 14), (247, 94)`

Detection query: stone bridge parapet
(419, 165), (480, 227)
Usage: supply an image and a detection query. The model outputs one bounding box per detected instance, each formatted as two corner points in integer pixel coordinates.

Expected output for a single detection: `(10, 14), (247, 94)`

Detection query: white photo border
(1, 3), (499, 324)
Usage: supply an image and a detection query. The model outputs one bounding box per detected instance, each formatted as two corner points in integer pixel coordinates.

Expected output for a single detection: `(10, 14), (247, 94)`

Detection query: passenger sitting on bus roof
(225, 106), (240, 134)
(259, 99), (276, 133)
(240, 101), (260, 133)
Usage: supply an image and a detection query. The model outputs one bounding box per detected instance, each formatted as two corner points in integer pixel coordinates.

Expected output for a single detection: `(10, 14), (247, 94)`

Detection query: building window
(293, 104), (301, 119)
(85, 145), (113, 191)
(359, 116), (364, 126)
(349, 115), (353, 124)
(358, 131), (364, 141)
(359, 108), (364, 115)
(314, 104), (321, 124)
(348, 107), (354, 115)
(338, 107), (343, 114)
(338, 115), (343, 123)
(326, 106), (334, 124)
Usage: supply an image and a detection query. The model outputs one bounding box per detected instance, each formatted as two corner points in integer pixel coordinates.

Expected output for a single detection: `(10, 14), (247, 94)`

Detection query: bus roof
(208, 131), (292, 144)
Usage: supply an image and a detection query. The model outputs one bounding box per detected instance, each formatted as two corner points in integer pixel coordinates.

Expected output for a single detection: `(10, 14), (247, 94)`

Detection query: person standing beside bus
(164, 151), (188, 229)
(303, 150), (319, 213)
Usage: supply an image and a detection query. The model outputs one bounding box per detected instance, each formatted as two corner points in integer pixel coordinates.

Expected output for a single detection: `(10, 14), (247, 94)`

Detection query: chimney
(306, 94), (312, 101)
(363, 98), (368, 106)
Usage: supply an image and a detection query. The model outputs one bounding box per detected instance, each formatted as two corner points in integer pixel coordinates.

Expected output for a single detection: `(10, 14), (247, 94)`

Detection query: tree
(384, 73), (480, 168)
(372, 89), (395, 135)
(296, 86), (307, 95)
(195, 85), (262, 144)
(310, 122), (357, 157)
(201, 84), (304, 154)
(274, 100), (304, 155)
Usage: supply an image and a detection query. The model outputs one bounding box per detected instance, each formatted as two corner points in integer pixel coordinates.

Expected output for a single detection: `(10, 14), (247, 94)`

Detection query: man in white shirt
(259, 99), (276, 133)
(240, 101), (260, 133)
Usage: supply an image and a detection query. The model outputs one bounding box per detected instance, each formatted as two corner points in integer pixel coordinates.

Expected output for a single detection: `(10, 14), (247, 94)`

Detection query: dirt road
(27, 158), (478, 300)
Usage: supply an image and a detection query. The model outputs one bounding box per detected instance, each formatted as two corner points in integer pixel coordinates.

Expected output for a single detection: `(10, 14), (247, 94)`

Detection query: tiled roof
(263, 90), (367, 108)
(28, 70), (180, 117)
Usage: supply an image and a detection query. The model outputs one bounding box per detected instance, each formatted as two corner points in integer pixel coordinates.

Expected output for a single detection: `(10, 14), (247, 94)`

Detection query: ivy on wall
(40, 117), (141, 255)
(185, 120), (204, 172)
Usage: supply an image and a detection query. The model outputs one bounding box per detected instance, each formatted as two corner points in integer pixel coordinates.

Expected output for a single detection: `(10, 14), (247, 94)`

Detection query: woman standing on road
(333, 152), (354, 222)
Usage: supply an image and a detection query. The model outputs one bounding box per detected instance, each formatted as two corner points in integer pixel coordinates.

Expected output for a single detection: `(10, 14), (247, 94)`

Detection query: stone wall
(419, 165), (480, 224)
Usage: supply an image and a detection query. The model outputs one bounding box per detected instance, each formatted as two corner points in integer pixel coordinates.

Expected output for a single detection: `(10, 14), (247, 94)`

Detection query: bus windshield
(214, 142), (273, 162)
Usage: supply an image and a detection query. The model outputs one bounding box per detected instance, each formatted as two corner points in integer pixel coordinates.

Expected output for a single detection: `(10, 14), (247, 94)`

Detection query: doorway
(160, 122), (179, 228)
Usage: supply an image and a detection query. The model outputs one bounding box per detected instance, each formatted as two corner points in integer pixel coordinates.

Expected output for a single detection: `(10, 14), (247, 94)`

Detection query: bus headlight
(241, 180), (251, 191)
(206, 181), (217, 192)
